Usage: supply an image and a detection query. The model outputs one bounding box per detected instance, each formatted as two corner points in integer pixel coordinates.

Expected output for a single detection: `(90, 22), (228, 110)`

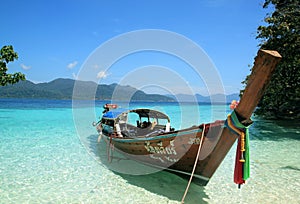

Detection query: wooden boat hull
(100, 120), (233, 184)
(95, 50), (282, 186)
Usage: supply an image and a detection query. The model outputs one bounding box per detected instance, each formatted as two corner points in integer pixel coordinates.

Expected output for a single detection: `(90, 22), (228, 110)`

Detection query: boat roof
(131, 109), (170, 120)
(102, 108), (129, 119)
(102, 108), (170, 121)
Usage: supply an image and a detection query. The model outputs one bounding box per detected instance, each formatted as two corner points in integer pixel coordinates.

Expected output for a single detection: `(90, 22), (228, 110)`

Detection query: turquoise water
(0, 99), (299, 203)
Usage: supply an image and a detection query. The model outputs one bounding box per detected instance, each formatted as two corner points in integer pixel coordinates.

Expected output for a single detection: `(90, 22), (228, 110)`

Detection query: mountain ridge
(0, 78), (239, 103)
(0, 78), (175, 102)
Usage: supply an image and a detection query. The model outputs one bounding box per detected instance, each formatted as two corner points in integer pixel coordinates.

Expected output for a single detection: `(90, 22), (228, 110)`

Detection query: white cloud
(67, 61), (78, 69)
(20, 63), (31, 70)
(72, 72), (78, 80)
(93, 64), (99, 69)
(93, 64), (108, 70)
(97, 71), (108, 79)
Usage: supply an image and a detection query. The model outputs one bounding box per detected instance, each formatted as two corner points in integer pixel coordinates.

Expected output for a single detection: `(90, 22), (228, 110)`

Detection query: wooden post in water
(200, 49), (282, 178)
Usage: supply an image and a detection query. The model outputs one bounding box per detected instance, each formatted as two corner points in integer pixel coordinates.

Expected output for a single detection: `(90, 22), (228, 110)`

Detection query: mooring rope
(181, 124), (206, 204)
(107, 134), (115, 163)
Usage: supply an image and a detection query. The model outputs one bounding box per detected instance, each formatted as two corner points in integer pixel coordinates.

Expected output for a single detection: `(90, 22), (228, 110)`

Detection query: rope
(181, 124), (206, 204)
(107, 134), (114, 163)
(97, 133), (102, 143)
(97, 123), (103, 143)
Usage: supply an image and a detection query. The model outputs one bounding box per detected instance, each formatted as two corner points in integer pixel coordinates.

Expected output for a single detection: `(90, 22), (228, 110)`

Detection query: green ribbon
(229, 111), (251, 181)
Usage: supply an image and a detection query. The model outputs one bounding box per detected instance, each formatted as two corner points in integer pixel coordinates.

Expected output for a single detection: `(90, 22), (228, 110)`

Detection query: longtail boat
(93, 50), (281, 186)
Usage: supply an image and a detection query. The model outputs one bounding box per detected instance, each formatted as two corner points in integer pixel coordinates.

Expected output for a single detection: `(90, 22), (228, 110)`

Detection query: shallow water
(0, 99), (299, 203)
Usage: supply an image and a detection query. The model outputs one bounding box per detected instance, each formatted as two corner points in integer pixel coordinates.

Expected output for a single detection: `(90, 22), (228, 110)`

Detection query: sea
(0, 98), (299, 204)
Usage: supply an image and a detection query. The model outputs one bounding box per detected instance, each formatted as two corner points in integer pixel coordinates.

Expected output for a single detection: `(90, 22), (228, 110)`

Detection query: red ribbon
(234, 137), (245, 187)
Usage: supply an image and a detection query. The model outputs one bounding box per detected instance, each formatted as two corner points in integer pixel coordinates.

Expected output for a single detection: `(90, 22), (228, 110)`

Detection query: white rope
(97, 133), (102, 143)
(181, 124), (206, 204)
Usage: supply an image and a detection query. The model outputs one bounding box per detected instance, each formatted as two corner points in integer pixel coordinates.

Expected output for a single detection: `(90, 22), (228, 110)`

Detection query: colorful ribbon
(225, 110), (251, 187)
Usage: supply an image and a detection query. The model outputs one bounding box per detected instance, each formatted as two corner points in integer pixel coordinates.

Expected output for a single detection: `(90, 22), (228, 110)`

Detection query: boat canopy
(102, 108), (129, 119)
(102, 108), (170, 122)
(131, 109), (170, 121)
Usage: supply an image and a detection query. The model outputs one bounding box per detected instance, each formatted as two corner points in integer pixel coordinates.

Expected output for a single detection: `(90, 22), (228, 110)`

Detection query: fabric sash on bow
(225, 110), (251, 188)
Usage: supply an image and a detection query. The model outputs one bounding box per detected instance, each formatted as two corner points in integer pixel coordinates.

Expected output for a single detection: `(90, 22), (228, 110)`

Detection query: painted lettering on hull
(144, 140), (177, 155)
(188, 137), (201, 145)
(149, 154), (179, 163)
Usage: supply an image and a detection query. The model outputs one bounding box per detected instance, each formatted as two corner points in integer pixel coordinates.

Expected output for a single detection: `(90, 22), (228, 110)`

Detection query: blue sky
(1, 0), (272, 95)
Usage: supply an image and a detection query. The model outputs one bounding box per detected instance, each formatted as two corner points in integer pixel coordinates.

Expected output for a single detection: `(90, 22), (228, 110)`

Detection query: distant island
(0, 78), (239, 103)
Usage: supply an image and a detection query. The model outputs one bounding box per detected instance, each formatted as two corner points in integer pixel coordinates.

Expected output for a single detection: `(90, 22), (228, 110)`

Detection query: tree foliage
(243, 0), (300, 119)
(0, 45), (25, 86)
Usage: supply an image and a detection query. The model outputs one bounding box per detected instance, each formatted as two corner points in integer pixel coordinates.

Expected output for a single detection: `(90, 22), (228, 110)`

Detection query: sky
(1, 0), (273, 95)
